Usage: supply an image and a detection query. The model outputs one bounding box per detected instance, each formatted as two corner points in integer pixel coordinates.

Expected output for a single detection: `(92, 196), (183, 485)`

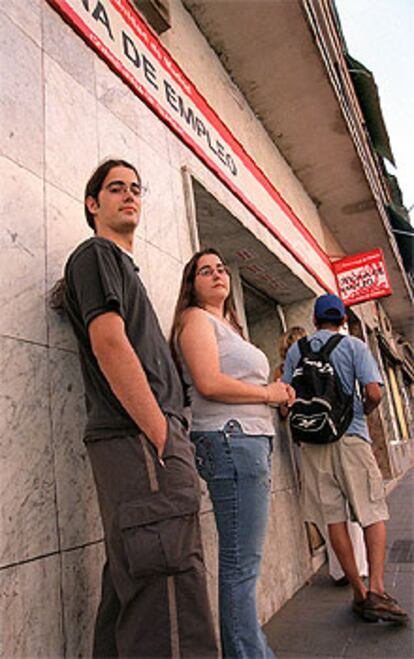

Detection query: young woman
(171, 248), (295, 659)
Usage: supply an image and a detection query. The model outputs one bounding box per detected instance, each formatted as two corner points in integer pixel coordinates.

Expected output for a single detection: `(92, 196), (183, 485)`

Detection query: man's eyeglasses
(105, 181), (143, 198)
(196, 264), (230, 277)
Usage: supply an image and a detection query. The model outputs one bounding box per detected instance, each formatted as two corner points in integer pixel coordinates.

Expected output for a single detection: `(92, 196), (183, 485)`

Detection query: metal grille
(388, 540), (414, 563)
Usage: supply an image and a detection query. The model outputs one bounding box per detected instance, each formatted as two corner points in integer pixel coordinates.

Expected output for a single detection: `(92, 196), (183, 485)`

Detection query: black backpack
(289, 335), (354, 445)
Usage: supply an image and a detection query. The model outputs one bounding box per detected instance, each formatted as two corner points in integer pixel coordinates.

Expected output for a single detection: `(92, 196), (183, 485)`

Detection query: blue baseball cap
(314, 294), (346, 321)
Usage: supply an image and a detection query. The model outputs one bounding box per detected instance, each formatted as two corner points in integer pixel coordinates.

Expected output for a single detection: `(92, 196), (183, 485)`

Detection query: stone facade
(1, 1), (410, 656)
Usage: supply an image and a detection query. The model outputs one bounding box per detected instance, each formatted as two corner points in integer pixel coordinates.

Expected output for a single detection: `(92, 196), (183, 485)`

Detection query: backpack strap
(318, 334), (344, 360)
(297, 336), (312, 358)
(321, 334), (357, 398)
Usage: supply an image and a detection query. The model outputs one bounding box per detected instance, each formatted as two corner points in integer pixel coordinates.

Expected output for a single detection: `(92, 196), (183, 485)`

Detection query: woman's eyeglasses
(195, 264), (230, 277)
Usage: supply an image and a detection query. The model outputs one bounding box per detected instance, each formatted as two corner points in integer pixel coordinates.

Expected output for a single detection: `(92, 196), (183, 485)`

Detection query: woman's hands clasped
(264, 381), (296, 407)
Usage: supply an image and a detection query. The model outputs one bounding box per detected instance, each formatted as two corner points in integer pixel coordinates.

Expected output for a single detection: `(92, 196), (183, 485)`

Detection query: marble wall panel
(42, 1), (95, 94)
(49, 347), (103, 549)
(97, 102), (141, 167)
(134, 96), (171, 161)
(44, 55), (98, 200)
(95, 59), (170, 161)
(0, 337), (58, 567)
(0, 157), (47, 344)
(199, 478), (213, 515)
(259, 489), (312, 623)
(140, 142), (181, 257)
(166, 124), (201, 173)
(146, 242), (183, 338)
(62, 542), (105, 658)
(0, 554), (63, 658)
(45, 181), (90, 352)
(283, 298), (316, 336)
(0, 13), (43, 175)
(0, 0), (41, 46)
(95, 58), (142, 138)
(271, 430), (299, 494)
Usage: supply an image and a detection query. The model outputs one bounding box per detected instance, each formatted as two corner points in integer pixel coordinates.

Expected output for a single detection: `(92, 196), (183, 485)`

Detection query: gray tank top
(180, 311), (275, 436)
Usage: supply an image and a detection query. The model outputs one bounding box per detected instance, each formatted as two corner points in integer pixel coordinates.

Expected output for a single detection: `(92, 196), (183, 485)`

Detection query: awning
(346, 54), (395, 166)
(377, 331), (414, 382)
(376, 330), (401, 365)
(387, 204), (414, 276)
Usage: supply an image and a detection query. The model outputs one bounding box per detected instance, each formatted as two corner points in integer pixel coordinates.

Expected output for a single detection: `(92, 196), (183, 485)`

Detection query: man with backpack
(282, 294), (408, 624)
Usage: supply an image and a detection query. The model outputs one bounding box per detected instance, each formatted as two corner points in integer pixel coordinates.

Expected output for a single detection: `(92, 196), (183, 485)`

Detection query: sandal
(362, 591), (409, 624)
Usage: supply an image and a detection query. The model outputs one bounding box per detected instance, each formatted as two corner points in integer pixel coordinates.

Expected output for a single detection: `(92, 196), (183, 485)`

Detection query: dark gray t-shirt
(64, 237), (184, 440)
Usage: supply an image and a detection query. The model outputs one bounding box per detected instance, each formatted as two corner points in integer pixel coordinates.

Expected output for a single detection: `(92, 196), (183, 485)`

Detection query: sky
(336, 0), (414, 223)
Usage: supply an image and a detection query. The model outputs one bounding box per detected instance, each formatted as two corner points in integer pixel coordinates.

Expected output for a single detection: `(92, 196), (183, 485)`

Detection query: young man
(283, 294), (408, 624)
(64, 159), (218, 657)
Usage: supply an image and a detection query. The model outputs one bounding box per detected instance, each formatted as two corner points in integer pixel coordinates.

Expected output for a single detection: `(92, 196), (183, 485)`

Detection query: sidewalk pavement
(264, 466), (414, 658)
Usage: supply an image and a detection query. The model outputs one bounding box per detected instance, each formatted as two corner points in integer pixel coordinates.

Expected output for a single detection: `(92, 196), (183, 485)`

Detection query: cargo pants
(86, 415), (218, 658)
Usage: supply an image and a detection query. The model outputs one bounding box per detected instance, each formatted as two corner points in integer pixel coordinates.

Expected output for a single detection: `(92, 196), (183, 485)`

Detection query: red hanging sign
(333, 249), (392, 306)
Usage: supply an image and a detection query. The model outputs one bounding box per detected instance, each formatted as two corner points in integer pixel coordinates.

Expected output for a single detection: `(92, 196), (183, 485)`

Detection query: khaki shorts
(300, 435), (389, 529)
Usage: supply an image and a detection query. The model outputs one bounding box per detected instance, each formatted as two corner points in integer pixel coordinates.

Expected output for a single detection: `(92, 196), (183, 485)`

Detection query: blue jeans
(191, 420), (275, 659)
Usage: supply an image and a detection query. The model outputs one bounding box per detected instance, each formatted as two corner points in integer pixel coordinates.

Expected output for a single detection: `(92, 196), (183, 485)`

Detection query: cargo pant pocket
(118, 486), (200, 578)
(368, 468), (385, 502)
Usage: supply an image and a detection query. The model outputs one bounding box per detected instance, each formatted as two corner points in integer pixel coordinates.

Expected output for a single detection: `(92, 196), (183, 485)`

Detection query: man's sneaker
(363, 591), (409, 624)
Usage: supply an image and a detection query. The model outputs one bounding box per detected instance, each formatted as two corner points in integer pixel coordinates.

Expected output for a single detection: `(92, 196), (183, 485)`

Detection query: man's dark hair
(315, 309), (344, 329)
(84, 159), (141, 231)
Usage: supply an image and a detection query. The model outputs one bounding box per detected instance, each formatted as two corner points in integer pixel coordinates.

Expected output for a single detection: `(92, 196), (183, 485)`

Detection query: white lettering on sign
(47, 0), (337, 292)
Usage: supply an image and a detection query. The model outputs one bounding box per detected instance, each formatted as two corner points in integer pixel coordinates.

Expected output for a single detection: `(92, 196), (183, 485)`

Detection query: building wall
(163, 0), (338, 257)
(0, 1), (402, 656)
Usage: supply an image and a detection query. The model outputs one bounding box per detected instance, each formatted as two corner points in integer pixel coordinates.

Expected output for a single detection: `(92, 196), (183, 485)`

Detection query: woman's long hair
(279, 326), (307, 360)
(169, 248), (243, 369)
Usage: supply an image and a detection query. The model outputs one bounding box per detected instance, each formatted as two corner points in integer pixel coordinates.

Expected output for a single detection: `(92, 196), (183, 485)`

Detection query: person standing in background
(282, 294), (408, 624)
(274, 327), (307, 382)
(275, 326), (368, 586)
